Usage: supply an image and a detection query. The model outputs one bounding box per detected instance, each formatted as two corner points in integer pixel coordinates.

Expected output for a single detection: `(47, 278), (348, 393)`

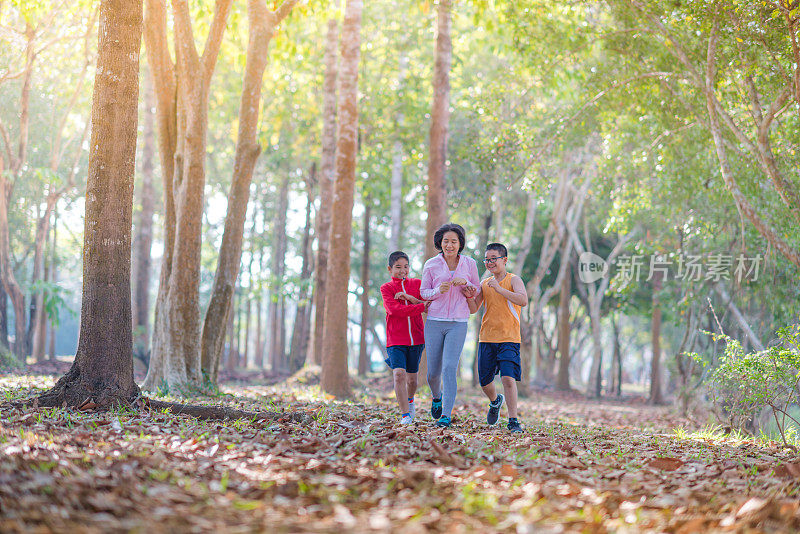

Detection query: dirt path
(0, 373), (798, 533)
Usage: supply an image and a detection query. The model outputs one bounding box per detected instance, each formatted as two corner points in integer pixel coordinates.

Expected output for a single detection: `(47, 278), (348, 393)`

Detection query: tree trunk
(312, 18), (339, 367)
(357, 200), (371, 376)
(268, 173), (290, 372)
(321, 0), (362, 397)
(143, 0), (234, 392)
(47, 208), (59, 360)
(32, 212), (51, 362)
(39, 0), (142, 408)
(424, 0), (452, 259)
(556, 259), (571, 391)
(289, 167), (316, 373)
(0, 276), (7, 350)
(199, 0), (297, 383)
(132, 65), (156, 353)
(649, 270), (663, 404)
(388, 53), (408, 252)
(0, 159), (26, 360)
(608, 313), (622, 396)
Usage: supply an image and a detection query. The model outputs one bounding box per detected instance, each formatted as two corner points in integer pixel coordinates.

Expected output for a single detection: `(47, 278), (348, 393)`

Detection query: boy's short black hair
(388, 250), (409, 267)
(485, 242), (508, 257)
(433, 223), (466, 253)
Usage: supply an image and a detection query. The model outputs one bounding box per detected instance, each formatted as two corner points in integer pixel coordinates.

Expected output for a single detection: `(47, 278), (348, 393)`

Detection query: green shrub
(0, 347), (21, 373)
(695, 325), (800, 449)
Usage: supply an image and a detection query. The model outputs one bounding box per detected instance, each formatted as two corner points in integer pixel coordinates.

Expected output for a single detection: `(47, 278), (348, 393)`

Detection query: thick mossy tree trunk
(39, 0), (142, 408)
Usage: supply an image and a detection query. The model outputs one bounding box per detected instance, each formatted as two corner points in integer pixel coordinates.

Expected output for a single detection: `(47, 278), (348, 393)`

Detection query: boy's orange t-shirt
(478, 273), (522, 343)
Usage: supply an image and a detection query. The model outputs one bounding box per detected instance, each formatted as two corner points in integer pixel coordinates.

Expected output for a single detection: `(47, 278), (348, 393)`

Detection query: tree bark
(321, 0), (362, 398)
(39, 0), (142, 408)
(132, 65), (156, 353)
(312, 18), (339, 367)
(47, 208), (57, 360)
(648, 269), (664, 405)
(144, 0), (234, 391)
(608, 313), (622, 396)
(289, 166), (316, 373)
(388, 53), (408, 252)
(357, 200), (371, 376)
(268, 173), (290, 372)
(556, 254), (571, 391)
(200, 0), (298, 383)
(0, 276), (7, 350)
(424, 0), (452, 259)
(0, 158), (26, 360)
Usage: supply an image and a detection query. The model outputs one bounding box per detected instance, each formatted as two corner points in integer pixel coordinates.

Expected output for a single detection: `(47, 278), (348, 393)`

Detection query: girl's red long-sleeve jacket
(380, 277), (426, 347)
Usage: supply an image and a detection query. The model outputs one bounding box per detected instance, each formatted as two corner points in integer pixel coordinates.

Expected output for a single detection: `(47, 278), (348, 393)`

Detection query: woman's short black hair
(433, 223), (466, 254)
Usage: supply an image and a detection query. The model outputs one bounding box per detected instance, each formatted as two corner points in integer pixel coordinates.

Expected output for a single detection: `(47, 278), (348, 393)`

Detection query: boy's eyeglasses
(483, 256), (506, 264)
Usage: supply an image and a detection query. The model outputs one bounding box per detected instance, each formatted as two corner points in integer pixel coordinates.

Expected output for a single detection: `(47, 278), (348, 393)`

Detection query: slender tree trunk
(268, 173), (290, 372)
(321, 0), (362, 397)
(388, 53), (407, 252)
(312, 18), (339, 367)
(424, 0), (452, 259)
(649, 270), (663, 404)
(47, 208), (58, 360)
(556, 260), (571, 391)
(39, 0), (142, 407)
(0, 159), (26, 360)
(608, 313), (622, 396)
(132, 66), (156, 353)
(32, 213), (51, 362)
(0, 276), (7, 351)
(200, 0), (298, 383)
(255, 203), (264, 368)
(357, 200), (371, 376)
(289, 166), (316, 373)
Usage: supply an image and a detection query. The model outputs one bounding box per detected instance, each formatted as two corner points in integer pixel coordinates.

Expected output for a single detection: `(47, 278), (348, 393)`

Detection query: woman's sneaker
(435, 416), (451, 428)
(431, 398), (443, 419)
(400, 414), (413, 425)
(507, 418), (523, 433)
(487, 394), (505, 425)
(408, 400), (416, 420)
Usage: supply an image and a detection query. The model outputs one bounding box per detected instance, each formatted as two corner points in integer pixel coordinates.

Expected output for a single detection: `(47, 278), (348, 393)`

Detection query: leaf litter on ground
(0, 369), (798, 533)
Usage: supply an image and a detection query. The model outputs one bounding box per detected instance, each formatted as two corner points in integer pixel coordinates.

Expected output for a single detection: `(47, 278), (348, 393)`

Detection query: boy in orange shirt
(465, 243), (528, 432)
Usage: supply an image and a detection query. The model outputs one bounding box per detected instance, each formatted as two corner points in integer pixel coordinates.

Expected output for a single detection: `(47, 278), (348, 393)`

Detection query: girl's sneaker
(408, 400), (416, 420)
(435, 416), (451, 428)
(400, 414), (413, 425)
(431, 398), (443, 419)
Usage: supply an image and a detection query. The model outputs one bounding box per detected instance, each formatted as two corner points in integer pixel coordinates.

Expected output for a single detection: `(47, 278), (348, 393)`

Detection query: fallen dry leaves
(0, 371), (798, 533)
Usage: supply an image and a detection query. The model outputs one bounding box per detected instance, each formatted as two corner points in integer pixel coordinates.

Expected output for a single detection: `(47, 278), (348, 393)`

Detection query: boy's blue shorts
(385, 344), (424, 373)
(478, 342), (521, 387)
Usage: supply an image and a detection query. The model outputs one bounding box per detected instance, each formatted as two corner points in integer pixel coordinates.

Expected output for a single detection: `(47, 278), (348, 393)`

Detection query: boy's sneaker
(487, 393), (505, 425)
(435, 416), (451, 428)
(507, 418), (523, 433)
(400, 414), (413, 425)
(431, 398), (443, 419)
(408, 400), (416, 420)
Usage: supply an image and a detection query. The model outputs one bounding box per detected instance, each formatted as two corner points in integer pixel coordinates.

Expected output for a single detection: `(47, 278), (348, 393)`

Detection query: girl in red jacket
(380, 251), (429, 424)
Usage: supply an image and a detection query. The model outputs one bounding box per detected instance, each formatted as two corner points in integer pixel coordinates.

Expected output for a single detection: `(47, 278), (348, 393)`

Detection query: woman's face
(441, 231), (460, 258)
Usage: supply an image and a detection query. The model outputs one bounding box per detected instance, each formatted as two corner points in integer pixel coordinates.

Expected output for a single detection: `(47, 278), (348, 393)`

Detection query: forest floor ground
(1, 364), (799, 533)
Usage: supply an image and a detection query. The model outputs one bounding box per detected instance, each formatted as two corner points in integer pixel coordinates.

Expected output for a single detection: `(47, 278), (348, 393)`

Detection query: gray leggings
(425, 320), (468, 418)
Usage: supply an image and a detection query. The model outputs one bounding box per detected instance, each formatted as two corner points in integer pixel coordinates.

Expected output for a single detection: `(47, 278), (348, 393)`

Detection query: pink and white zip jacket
(420, 253), (481, 322)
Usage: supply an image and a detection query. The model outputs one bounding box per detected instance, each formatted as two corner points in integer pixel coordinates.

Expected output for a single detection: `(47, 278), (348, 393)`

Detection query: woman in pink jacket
(420, 223), (480, 428)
